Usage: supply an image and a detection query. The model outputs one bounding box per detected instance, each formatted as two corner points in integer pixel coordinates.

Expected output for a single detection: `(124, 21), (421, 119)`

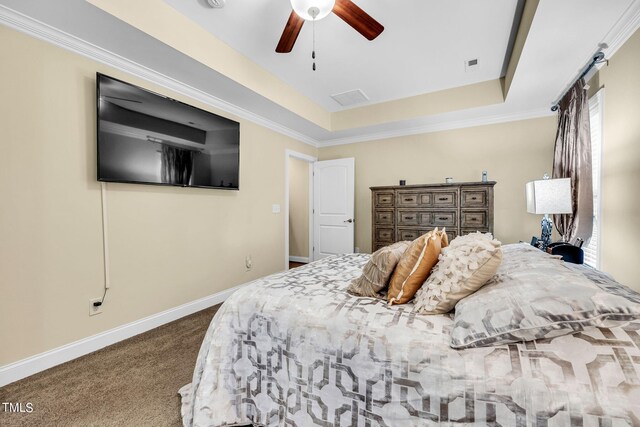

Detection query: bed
(180, 245), (640, 426)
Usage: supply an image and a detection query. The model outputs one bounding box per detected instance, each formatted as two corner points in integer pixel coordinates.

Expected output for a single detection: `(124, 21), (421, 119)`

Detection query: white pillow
(414, 232), (502, 314)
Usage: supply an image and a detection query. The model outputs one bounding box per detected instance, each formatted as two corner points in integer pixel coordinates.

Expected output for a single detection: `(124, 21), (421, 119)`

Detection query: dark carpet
(289, 261), (306, 269)
(0, 305), (220, 427)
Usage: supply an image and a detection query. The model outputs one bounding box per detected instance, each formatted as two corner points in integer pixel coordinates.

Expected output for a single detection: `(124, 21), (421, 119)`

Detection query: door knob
(344, 219), (354, 223)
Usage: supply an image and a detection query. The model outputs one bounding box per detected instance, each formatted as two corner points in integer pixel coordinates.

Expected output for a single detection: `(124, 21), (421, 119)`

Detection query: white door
(313, 158), (355, 260)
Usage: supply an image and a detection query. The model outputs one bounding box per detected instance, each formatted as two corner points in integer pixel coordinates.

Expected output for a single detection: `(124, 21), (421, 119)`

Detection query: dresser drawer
(396, 190), (458, 208)
(373, 243), (389, 252)
(431, 211), (457, 227)
(374, 191), (394, 207)
(374, 227), (394, 242)
(374, 210), (394, 225)
(461, 188), (489, 207)
(432, 191), (458, 208)
(397, 210), (431, 226)
(397, 228), (423, 241)
(396, 191), (432, 207)
(461, 210), (488, 228)
(398, 228), (457, 242)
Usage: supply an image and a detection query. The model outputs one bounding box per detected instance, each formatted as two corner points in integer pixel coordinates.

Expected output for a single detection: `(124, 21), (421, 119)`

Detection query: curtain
(161, 145), (194, 185)
(552, 78), (593, 244)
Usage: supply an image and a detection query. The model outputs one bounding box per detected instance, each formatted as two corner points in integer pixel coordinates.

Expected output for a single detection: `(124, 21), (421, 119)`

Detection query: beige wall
(588, 28), (640, 290)
(319, 116), (557, 253)
(0, 26), (316, 365)
(288, 158), (309, 259)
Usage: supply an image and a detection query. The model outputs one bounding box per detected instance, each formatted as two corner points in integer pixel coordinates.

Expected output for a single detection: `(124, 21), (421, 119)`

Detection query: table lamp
(526, 174), (572, 250)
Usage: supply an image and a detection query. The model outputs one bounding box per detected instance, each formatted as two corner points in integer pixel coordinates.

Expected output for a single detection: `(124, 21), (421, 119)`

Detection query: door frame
(284, 149), (317, 270)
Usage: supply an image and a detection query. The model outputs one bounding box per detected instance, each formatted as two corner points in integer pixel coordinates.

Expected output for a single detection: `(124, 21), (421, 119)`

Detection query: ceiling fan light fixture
(290, 0), (335, 21)
(205, 0), (225, 8)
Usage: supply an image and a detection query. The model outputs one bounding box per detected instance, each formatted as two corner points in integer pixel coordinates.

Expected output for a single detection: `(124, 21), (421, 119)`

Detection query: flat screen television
(97, 73), (240, 190)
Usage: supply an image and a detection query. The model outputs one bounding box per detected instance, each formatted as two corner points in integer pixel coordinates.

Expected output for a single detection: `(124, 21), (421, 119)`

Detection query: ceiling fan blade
(333, 0), (384, 41)
(276, 10), (305, 53)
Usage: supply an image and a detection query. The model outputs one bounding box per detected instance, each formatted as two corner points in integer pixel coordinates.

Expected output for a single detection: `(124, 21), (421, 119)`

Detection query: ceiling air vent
(330, 89), (370, 107)
(465, 58), (479, 73)
(205, 0), (226, 8)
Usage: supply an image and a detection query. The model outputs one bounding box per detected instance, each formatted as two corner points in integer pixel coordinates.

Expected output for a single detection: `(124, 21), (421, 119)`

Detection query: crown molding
(318, 107), (554, 147)
(2, 2), (637, 150)
(560, 0), (640, 106)
(0, 4), (320, 148)
(602, 0), (640, 58)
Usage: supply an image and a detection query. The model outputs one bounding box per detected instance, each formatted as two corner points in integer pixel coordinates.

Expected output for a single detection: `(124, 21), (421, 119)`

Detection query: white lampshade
(290, 0), (335, 20)
(526, 178), (572, 214)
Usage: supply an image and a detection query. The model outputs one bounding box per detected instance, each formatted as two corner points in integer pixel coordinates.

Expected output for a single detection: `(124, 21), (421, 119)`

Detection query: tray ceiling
(164, 0), (521, 112)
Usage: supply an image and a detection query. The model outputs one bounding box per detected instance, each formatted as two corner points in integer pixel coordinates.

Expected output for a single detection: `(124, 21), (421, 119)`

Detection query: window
(583, 89), (604, 267)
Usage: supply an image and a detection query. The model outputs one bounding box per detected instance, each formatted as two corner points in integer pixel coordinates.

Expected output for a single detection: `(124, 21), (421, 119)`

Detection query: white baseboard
(0, 284), (244, 388)
(289, 256), (309, 263)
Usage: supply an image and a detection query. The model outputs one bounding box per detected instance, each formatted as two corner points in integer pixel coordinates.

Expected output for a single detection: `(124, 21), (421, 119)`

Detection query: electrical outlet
(245, 255), (252, 271)
(89, 298), (103, 316)
(354, 247), (360, 253)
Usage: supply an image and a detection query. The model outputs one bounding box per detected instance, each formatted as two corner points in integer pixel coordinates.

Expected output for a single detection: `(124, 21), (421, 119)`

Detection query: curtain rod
(550, 47), (608, 112)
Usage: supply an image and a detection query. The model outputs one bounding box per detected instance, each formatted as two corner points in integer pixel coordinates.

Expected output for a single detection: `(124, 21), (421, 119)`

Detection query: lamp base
(539, 214), (553, 250)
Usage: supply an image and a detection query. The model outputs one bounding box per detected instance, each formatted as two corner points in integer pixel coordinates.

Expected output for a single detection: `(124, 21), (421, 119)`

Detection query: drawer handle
(438, 197), (448, 201)
(404, 198), (413, 202)
(438, 217), (448, 221)
(471, 197), (477, 200)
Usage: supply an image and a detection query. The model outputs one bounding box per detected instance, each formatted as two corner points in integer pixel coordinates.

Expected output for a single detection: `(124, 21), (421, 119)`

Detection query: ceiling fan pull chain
(312, 17), (316, 71)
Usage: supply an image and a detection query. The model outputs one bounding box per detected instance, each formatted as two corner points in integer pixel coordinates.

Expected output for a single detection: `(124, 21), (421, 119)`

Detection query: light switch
(272, 204), (281, 214)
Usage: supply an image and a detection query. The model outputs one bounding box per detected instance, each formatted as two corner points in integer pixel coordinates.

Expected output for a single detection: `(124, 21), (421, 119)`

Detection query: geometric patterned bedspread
(180, 254), (640, 426)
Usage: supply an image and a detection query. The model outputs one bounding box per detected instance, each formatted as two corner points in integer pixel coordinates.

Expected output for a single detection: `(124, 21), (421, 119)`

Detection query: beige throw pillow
(347, 241), (411, 297)
(387, 228), (448, 305)
(414, 232), (502, 314)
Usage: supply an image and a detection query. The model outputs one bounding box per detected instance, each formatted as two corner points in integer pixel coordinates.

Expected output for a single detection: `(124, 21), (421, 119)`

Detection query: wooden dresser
(370, 182), (496, 251)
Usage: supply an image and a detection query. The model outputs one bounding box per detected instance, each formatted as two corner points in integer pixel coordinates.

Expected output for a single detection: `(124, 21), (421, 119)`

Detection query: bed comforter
(180, 253), (640, 426)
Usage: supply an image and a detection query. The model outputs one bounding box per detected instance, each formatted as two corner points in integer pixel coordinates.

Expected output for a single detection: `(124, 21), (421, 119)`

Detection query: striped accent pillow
(347, 241), (411, 298)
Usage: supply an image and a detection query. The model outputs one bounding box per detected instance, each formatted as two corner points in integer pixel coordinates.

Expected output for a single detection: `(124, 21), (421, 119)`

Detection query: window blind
(584, 89), (604, 268)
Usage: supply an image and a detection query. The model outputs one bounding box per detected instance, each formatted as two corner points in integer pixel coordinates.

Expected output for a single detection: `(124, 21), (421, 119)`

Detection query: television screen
(97, 73), (240, 189)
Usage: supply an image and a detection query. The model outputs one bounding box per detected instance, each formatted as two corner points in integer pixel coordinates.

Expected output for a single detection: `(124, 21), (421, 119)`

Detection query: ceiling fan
(276, 0), (384, 53)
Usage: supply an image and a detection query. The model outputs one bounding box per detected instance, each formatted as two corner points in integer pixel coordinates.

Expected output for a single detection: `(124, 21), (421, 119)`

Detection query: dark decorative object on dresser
(547, 242), (585, 264)
(370, 181), (496, 252)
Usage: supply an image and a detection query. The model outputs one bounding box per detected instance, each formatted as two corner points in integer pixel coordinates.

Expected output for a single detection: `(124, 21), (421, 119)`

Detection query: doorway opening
(284, 150), (316, 270)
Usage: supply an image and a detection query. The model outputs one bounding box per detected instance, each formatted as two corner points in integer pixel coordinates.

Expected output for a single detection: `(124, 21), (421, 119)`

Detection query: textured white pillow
(414, 232), (502, 314)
